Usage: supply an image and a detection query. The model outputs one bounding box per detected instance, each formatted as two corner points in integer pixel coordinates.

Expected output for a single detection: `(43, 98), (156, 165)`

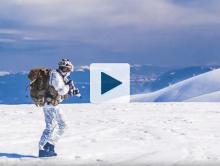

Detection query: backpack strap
(45, 69), (69, 106)
(56, 69), (64, 79)
(56, 69), (68, 84)
(30, 78), (37, 86)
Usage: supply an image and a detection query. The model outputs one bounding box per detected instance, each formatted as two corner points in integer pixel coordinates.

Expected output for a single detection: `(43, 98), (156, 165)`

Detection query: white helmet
(58, 59), (74, 73)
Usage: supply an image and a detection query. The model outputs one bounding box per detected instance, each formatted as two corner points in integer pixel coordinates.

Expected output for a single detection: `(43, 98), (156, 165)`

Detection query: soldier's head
(58, 59), (74, 76)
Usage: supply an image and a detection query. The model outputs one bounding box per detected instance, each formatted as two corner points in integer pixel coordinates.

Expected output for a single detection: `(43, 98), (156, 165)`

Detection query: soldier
(38, 59), (80, 157)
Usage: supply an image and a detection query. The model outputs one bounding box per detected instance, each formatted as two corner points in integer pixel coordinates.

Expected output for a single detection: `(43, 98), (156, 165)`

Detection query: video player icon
(90, 63), (130, 103)
(101, 72), (122, 95)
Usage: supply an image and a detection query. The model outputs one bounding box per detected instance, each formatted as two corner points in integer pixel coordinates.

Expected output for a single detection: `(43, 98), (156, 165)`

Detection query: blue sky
(0, 0), (220, 71)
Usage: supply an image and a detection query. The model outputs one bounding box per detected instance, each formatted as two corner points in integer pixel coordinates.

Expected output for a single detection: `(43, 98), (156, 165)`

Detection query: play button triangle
(101, 72), (122, 95)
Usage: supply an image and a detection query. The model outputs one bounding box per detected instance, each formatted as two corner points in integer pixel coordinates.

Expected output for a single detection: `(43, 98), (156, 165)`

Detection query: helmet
(58, 59), (74, 73)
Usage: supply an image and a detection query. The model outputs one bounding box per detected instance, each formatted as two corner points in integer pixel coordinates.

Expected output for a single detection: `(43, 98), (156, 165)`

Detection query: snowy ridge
(132, 69), (220, 102)
(186, 91), (220, 102)
(0, 71), (10, 76)
(0, 65), (217, 104)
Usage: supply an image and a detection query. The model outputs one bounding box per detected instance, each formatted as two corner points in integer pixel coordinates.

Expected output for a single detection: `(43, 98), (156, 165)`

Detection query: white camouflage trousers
(39, 104), (66, 150)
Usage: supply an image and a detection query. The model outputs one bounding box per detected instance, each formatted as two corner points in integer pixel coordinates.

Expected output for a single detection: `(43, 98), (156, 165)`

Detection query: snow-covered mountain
(132, 68), (220, 102)
(0, 71), (10, 76)
(0, 65), (219, 104)
(143, 66), (220, 92)
(0, 69), (90, 104)
(186, 91), (220, 102)
(0, 65), (171, 104)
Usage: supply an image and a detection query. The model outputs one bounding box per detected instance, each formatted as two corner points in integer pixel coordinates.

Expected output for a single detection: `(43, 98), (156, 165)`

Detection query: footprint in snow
(96, 159), (103, 162)
(74, 156), (81, 160)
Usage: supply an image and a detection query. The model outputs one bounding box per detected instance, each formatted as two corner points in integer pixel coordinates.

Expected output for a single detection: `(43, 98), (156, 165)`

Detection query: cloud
(0, 0), (219, 41)
(0, 38), (16, 43)
(1, 0), (220, 36)
(0, 28), (21, 35)
(18, 0), (219, 52)
(75, 65), (90, 72)
(12, 0), (220, 27)
(0, 0), (220, 69)
(0, 1), (219, 47)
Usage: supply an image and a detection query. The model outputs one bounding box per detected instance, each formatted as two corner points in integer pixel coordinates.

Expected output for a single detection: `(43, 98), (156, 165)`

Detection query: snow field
(0, 103), (220, 166)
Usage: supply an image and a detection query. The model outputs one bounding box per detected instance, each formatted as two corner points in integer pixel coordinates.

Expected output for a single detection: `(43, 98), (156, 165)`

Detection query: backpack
(28, 68), (67, 107)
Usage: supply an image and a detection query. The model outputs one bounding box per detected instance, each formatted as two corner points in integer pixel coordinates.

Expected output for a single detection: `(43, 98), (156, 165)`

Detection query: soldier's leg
(50, 106), (66, 143)
(39, 105), (57, 150)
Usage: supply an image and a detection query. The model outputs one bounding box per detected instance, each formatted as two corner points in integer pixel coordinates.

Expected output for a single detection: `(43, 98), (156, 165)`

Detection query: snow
(0, 103), (220, 166)
(132, 69), (220, 102)
(75, 65), (90, 72)
(0, 71), (10, 76)
(186, 91), (220, 102)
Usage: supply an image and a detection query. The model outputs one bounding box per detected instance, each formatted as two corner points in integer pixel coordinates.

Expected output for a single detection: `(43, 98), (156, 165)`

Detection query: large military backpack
(28, 68), (66, 107)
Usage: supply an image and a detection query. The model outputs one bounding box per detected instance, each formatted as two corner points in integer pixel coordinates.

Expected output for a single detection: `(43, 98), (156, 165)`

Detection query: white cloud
(75, 65), (90, 72)
(0, 0), (220, 48)
(6, 0), (219, 28)
(0, 38), (16, 43)
(0, 29), (21, 35)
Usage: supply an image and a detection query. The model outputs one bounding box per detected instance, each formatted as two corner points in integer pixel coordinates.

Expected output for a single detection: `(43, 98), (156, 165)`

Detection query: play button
(101, 72), (122, 95)
(90, 63), (130, 103)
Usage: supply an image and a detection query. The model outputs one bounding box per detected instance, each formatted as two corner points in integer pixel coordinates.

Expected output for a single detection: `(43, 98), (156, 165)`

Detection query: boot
(39, 142), (57, 157)
(39, 149), (57, 157)
(44, 142), (57, 154)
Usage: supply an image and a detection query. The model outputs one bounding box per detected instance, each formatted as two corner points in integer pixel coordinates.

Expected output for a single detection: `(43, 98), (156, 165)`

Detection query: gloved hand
(69, 88), (80, 97)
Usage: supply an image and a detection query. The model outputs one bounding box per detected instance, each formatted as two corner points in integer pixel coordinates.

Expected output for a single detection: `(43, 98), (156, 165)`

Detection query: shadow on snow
(0, 153), (37, 158)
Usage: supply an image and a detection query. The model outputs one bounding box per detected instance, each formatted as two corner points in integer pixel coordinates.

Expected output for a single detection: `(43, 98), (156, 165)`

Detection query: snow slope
(132, 69), (220, 102)
(186, 91), (220, 102)
(0, 103), (220, 166)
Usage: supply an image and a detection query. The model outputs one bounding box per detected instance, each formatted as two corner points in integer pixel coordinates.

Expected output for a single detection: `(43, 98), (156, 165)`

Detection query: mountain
(132, 68), (220, 102)
(0, 71), (10, 76)
(130, 64), (172, 94)
(142, 66), (219, 92)
(186, 91), (220, 102)
(0, 65), (219, 104)
(0, 73), (28, 104)
(0, 70), (90, 104)
(0, 65), (171, 104)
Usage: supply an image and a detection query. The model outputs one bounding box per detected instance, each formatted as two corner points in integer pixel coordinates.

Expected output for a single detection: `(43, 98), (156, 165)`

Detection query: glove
(69, 88), (80, 96)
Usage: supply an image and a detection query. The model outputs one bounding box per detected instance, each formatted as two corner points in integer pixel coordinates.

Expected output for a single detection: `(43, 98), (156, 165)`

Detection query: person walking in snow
(38, 59), (80, 157)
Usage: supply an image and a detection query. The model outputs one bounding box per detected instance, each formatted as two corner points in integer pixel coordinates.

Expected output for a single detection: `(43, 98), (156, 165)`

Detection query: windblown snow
(132, 69), (220, 102)
(0, 103), (220, 166)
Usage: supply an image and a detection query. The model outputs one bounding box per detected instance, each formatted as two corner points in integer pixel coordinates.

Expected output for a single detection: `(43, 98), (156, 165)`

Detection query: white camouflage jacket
(49, 70), (70, 96)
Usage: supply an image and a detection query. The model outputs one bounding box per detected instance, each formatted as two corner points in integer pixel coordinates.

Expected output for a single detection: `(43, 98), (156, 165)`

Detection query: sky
(0, 0), (220, 71)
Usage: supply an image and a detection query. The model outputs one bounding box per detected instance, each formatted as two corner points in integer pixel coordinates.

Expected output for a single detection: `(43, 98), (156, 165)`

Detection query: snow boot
(39, 142), (57, 157)
(44, 142), (57, 154)
(39, 149), (57, 157)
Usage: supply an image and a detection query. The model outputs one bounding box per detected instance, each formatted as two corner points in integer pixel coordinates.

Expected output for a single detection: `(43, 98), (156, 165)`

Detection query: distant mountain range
(0, 65), (219, 104)
(0, 67), (90, 104)
(142, 66), (220, 92)
(132, 68), (220, 102)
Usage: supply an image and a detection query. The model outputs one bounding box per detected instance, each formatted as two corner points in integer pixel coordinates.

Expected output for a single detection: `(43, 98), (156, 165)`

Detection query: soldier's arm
(49, 71), (70, 96)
